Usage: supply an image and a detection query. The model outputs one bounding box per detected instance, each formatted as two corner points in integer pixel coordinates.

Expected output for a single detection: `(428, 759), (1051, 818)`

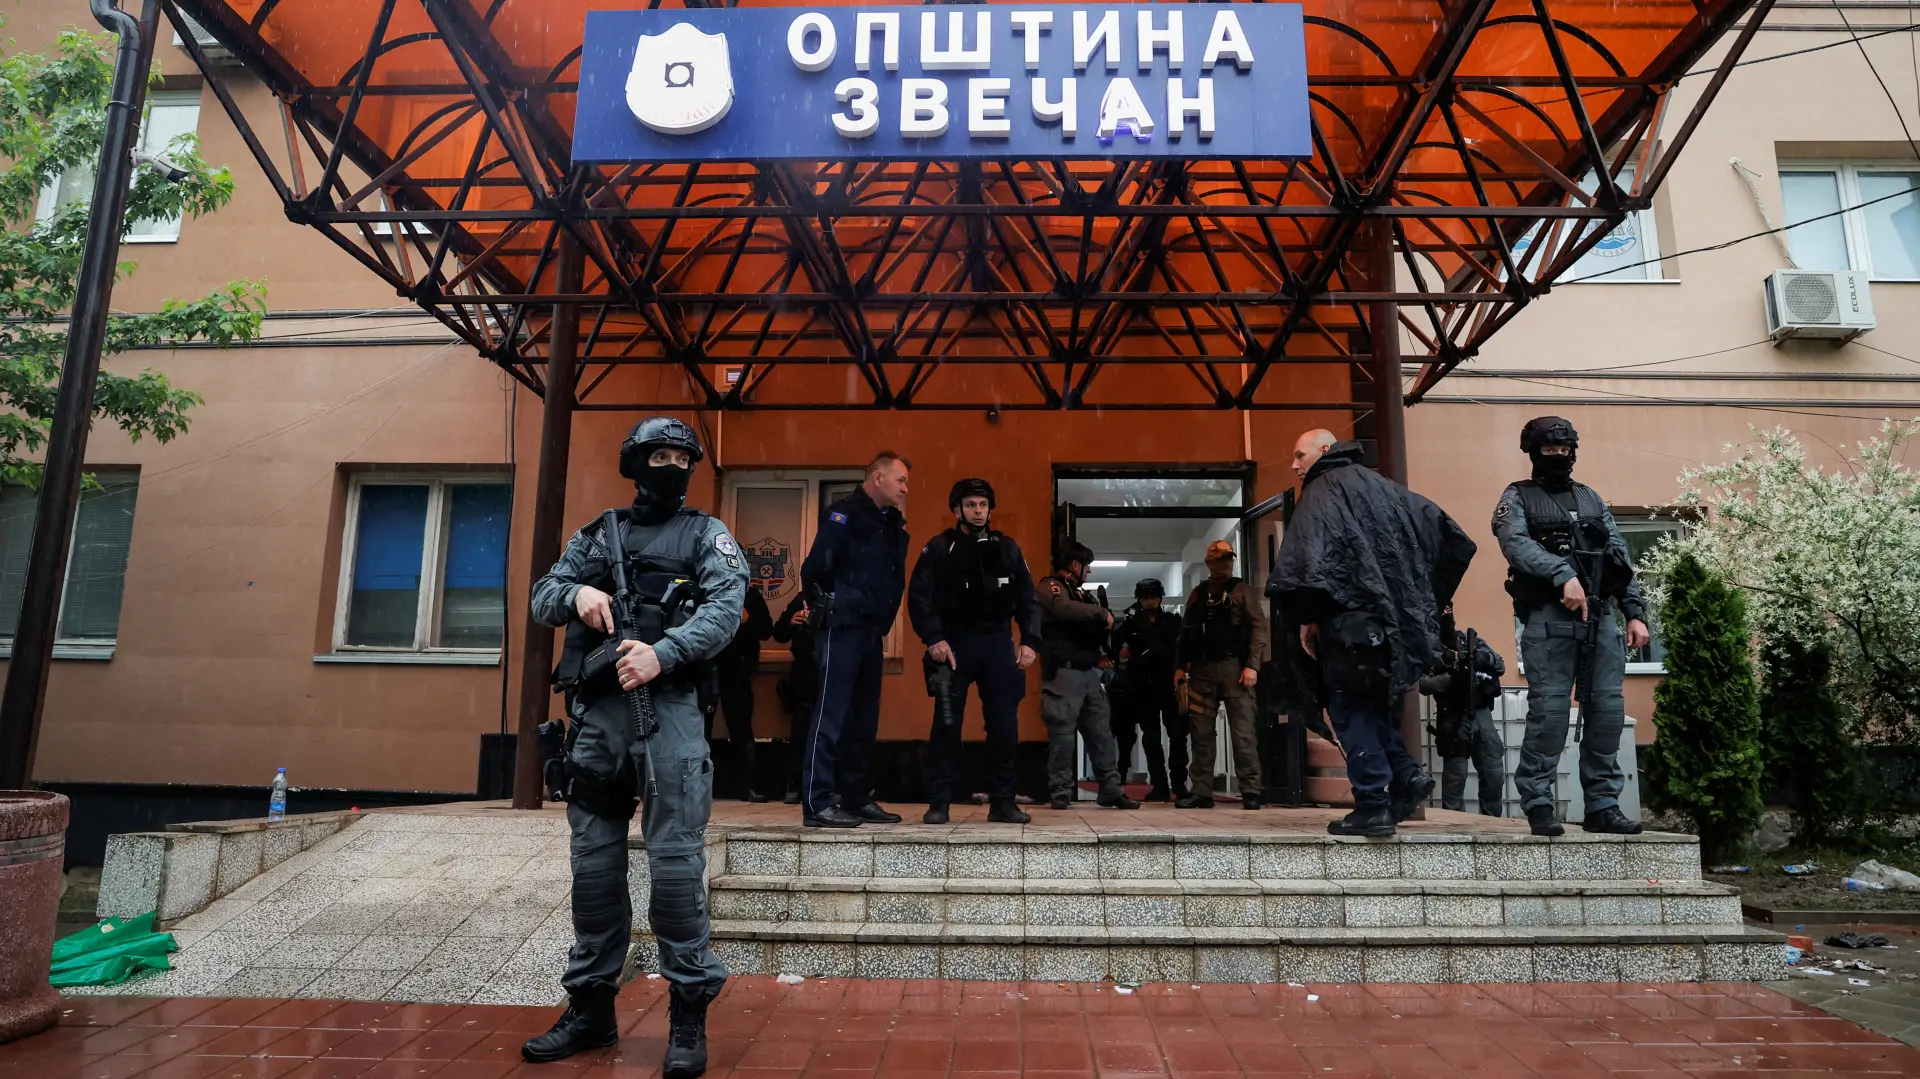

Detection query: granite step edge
(704, 919), (1783, 948)
(708, 874), (1737, 898)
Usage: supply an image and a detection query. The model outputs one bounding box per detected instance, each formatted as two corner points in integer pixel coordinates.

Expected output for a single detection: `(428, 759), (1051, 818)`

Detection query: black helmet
(1053, 540), (1096, 571)
(1519, 416), (1578, 453)
(1135, 578), (1165, 600)
(949, 477), (996, 511)
(620, 416), (704, 479)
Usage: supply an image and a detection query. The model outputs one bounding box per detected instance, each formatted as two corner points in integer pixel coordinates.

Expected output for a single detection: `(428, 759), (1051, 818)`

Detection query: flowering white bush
(1646, 421), (1920, 747)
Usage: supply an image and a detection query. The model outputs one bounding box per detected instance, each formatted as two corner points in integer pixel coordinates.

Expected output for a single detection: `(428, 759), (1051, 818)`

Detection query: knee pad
(572, 866), (630, 933)
(649, 872), (709, 943)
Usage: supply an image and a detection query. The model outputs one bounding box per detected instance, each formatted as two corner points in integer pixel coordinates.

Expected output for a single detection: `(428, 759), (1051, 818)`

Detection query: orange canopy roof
(170, 0), (1766, 410)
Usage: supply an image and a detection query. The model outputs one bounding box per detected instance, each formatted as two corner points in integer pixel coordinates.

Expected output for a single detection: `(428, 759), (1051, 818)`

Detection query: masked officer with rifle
(1037, 541), (1140, 811)
(1494, 417), (1651, 838)
(907, 479), (1039, 825)
(1417, 611), (1507, 816)
(525, 417), (746, 1072)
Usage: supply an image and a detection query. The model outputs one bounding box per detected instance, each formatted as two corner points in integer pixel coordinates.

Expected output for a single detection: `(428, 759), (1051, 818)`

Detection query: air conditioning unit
(1765, 269), (1874, 345)
(171, 12), (240, 65)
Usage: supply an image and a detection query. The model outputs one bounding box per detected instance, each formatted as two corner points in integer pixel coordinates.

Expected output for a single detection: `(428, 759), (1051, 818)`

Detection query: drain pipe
(0, 0), (161, 787)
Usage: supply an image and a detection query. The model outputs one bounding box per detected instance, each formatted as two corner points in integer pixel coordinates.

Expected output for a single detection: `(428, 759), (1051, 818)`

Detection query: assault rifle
(599, 509), (662, 745)
(1561, 511), (1605, 710)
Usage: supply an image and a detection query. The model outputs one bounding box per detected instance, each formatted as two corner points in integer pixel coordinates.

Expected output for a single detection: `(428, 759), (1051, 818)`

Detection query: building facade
(6, 3), (1918, 849)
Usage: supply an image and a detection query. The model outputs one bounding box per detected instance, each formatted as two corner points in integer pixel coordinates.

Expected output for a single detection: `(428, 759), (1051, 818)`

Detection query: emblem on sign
(626, 23), (734, 135)
(747, 537), (793, 600)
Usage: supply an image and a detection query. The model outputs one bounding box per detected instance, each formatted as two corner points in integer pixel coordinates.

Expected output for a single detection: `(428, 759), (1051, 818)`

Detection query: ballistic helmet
(1519, 416), (1579, 453)
(949, 477), (996, 511)
(620, 417), (704, 480)
(1054, 540), (1096, 571)
(1135, 578), (1166, 600)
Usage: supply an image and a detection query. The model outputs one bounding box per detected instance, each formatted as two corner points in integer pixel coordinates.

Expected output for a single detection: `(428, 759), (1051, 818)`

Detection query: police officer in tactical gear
(525, 417), (746, 1071)
(907, 478), (1040, 825)
(1111, 579), (1187, 802)
(1417, 612), (1508, 816)
(1493, 417), (1651, 838)
(1036, 541), (1141, 811)
(1176, 541), (1271, 809)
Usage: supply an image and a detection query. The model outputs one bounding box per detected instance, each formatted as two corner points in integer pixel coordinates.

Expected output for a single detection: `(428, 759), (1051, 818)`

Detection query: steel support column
(1365, 219), (1425, 820)
(0, 0), (160, 790)
(512, 230), (585, 810)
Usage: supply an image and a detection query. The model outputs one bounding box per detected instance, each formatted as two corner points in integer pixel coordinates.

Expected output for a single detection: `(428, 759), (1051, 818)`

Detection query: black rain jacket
(1266, 443), (1478, 705)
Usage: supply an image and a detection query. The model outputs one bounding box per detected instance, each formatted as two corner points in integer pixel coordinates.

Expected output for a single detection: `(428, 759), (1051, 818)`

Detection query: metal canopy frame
(170, 0), (1772, 412)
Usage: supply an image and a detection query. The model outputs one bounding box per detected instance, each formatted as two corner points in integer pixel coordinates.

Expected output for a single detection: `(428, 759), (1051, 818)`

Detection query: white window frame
(0, 470), (141, 661)
(1616, 516), (1686, 675)
(36, 91), (203, 244)
(1561, 163), (1666, 284)
(722, 469), (902, 661)
(1779, 160), (1920, 282)
(328, 472), (510, 661)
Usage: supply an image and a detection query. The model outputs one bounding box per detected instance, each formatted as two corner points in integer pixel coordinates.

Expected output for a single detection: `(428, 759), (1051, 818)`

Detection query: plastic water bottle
(268, 768), (288, 821)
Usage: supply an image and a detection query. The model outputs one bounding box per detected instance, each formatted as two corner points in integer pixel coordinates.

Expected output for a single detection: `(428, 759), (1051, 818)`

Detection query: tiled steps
(633, 827), (1786, 982)
(713, 829), (1706, 884)
(707, 876), (1747, 930)
(669, 921), (1788, 984)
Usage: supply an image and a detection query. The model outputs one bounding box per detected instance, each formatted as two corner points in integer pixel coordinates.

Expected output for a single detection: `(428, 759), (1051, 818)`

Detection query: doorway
(1052, 468), (1282, 797)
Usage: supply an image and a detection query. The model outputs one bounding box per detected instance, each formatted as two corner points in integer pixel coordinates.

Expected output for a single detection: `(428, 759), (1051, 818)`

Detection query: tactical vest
(1503, 481), (1620, 613)
(933, 528), (1016, 635)
(1191, 577), (1252, 662)
(553, 508), (711, 695)
(1039, 574), (1107, 666)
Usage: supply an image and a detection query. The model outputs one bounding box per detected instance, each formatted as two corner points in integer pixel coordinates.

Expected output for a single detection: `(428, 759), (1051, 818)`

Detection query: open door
(1050, 501), (1077, 572)
(1241, 488), (1306, 806)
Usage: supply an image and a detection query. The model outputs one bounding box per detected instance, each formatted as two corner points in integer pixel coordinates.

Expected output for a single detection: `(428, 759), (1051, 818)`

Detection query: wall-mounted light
(1090, 560), (1129, 567)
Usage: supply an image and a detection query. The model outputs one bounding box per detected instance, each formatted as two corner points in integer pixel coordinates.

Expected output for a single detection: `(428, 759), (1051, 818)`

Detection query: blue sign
(573, 5), (1309, 162)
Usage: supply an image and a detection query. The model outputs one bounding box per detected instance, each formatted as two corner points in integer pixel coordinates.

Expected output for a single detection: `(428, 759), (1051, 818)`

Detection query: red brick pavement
(3, 978), (1916, 1079)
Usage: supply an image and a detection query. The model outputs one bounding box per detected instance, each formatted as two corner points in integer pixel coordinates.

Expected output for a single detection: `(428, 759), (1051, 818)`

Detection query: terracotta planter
(0, 791), (67, 1044)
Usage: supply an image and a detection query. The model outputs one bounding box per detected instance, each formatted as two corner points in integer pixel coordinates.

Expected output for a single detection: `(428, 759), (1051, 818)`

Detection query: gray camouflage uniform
(531, 510), (747, 1002)
(1492, 486), (1647, 817)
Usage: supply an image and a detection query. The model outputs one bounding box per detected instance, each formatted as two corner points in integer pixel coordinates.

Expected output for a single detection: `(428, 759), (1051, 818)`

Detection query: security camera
(132, 151), (191, 184)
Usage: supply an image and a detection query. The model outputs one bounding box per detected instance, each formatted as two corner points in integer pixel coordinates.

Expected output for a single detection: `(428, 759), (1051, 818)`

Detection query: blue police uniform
(907, 525), (1040, 809)
(798, 487), (909, 816)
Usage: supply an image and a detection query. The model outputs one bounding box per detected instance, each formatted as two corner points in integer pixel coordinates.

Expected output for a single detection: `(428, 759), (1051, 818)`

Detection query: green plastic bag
(49, 913), (178, 988)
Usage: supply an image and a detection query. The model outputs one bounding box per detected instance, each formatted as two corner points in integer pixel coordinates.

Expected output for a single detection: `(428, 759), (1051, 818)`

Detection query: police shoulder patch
(715, 532), (738, 556)
(829, 511), (847, 524)
(1044, 578), (1064, 595)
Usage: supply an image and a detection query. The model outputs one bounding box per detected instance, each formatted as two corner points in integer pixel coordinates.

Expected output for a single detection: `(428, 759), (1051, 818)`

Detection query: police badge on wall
(626, 23), (734, 135)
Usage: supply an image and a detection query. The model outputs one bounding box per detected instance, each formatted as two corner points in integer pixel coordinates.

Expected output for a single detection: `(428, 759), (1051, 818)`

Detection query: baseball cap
(1205, 540), (1236, 562)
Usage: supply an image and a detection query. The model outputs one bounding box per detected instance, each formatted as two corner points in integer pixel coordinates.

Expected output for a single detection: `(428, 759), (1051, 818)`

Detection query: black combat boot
(1327, 805), (1395, 837)
(1527, 804), (1565, 837)
(1097, 791), (1142, 809)
(1176, 794), (1215, 809)
(988, 799), (1031, 824)
(1144, 785), (1173, 803)
(922, 804), (950, 825)
(1390, 769), (1436, 823)
(663, 987), (711, 1079)
(1049, 794), (1072, 810)
(1581, 806), (1644, 835)
(522, 988), (619, 1063)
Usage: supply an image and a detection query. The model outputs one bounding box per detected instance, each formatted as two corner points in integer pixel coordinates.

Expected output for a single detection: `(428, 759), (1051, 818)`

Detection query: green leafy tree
(0, 25), (264, 488)
(1651, 423), (1920, 750)
(1645, 553), (1764, 863)
(1759, 631), (1858, 847)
